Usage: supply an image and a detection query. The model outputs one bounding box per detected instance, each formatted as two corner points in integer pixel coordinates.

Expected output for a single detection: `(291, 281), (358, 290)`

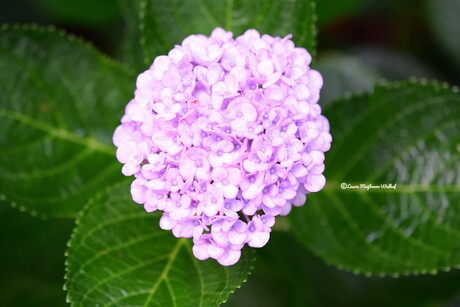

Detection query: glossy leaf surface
(290, 80), (460, 275)
(65, 184), (254, 306)
(0, 26), (134, 217)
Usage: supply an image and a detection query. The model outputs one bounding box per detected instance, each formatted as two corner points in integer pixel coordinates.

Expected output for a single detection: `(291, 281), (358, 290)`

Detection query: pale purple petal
(113, 27), (331, 266)
(228, 229), (247, 245)
(304, 174), (326, 192)
(193, 243), (210, 261)
(248, 231), (270, 248)
(207, 243), (224, 259)
(217, 249), (241, 266)
(159, 214), (176, 230)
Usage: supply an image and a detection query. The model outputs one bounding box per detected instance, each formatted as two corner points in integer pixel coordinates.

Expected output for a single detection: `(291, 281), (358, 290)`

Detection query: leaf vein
(359, 192), (450, 256)
(72, 231), (167, 284)
(142, 238), (187, 306)
(0, 107), (114, 155)
(335, 96), (448, 180)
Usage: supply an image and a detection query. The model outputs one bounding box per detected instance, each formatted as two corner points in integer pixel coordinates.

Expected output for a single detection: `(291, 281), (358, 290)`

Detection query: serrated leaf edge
(63, 180), (131, 304)
(300, 77), (460, 278)
(0, 23), (136, 77)
(324, 77), (459, 111)
(218, 249), (256, 306)
(0, 24), (136, 219)
(64, 181), (256, 306)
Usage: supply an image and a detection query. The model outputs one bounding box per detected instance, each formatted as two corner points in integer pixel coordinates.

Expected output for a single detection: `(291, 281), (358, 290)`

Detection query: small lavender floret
(113, 28), (332, 266)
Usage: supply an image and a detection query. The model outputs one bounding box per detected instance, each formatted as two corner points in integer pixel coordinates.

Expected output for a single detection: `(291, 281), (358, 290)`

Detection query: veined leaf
(139, 0), (316, 66)
(225, 232), (460, 307)
(65, 183), (254, 306)
(290, 80), (460, 275)
(0, 25), (135, 218)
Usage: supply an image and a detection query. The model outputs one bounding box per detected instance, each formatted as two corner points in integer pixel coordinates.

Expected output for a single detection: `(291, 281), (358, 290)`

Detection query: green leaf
(65, 183), (254, 306)
(225, 232), (460, 307)
(290, 80), (460, 275)
(427, 0), (460, 68)
(116, 0), (146, 72)
(0, 25), (135, 218)
(139, 0), (316, 66)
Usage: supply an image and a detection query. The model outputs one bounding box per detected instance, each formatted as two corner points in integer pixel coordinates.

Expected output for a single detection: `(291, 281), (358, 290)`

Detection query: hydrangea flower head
(113, 28), (332, 266)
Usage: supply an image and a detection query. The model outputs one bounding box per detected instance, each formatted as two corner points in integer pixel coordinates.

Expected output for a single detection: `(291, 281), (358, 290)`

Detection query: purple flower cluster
(113, 28), (331, 266)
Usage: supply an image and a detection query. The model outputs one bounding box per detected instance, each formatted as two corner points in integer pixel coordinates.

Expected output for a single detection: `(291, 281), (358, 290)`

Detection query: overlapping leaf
(138, 0), (316, 66)
(0, 25), (135, 218)
(290, 80), (460, 275)
(225, 232), (460, 307)
(65, 184), (254, 306)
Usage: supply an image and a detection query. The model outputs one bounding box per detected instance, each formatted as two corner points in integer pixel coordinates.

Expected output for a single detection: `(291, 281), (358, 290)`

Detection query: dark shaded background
(1, 0), (459, 306)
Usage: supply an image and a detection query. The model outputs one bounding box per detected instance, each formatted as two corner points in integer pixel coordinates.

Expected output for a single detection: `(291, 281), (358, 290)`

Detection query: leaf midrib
(143, 238), (187, 307)
(359, 191), (450, 256)
(0, 107), (114, 155)
(3, 147), (93, 179)
(324, 190), (417, 268)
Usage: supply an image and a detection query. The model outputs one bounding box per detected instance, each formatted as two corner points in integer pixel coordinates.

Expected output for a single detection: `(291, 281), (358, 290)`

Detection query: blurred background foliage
(1, 0), (459, 306)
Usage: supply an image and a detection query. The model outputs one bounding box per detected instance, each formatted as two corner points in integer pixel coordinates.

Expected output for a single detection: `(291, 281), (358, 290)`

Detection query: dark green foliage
(1, 0), (460, 306)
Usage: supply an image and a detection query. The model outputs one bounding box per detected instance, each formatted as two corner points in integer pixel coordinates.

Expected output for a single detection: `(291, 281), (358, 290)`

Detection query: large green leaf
(139, 0), (316, 66)
(290, 80), (460, 275)
(427, 0), (460, 68)
(116, 0), (146, 72)
(0, 25), (135, 218)
(65, 183), (254, 306)
(225, 232), (460, 307)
